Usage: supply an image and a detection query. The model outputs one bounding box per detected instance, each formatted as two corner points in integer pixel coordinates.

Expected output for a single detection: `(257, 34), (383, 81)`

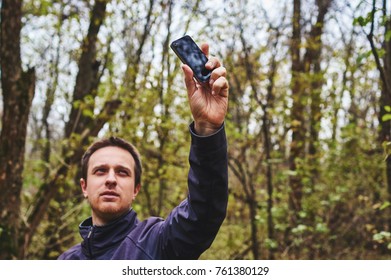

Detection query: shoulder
(113, 216), (165, 260)
(57, 243), (83, 260)
(128, 216), (165, 238)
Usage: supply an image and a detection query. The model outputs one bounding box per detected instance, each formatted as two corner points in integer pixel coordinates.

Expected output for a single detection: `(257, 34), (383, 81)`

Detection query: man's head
(81, 137), (142, 186)
(80, 137), (142, 225)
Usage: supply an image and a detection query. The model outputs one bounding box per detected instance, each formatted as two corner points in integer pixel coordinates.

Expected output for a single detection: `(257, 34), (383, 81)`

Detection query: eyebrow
(91, 164), (133, 175)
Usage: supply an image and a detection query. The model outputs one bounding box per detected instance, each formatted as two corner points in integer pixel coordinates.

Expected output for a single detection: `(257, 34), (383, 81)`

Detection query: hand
(182, 43), (229, 136)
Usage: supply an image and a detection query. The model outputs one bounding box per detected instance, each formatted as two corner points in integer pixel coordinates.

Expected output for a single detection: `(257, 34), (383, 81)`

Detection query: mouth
(100, 191), (120, 200)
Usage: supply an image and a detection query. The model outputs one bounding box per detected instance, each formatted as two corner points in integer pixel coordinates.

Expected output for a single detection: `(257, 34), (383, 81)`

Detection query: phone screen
(170, 35), (211, 83)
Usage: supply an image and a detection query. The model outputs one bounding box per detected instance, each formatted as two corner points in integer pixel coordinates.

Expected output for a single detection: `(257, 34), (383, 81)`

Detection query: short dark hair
(81, 137), (142, 186)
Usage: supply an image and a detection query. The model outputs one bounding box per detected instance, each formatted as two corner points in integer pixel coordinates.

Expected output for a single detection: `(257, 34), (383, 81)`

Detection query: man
(58, 42), (229, 259)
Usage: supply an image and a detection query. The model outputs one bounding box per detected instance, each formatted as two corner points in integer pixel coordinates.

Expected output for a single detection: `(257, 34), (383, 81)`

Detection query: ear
(80, 178), (88, 198)
(133, 184), (141, 200)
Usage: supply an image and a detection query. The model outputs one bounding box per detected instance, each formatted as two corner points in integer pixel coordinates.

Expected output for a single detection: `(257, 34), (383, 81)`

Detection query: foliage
(1, 0), (390, 260)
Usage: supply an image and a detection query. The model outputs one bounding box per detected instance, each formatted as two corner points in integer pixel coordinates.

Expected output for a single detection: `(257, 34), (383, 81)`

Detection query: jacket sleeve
(159, 122), (228, 259)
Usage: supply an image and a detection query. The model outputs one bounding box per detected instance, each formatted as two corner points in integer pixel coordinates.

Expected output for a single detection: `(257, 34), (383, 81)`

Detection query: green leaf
(315, 223), (329, 233)
(298, 211), (307, 218)
(292, 224), (308, 234)
(82, 108), (94, 118)
(356, 50), (372, 64)
(265, 238), (278, 249)
(353, 16), (366, 27)
(385, 106), (391, 112)
(380, 201), (391, 211)
(386, 30), (391, 42)
(73, 100), (81, 109)
(373, 231), (391, 242)
(382, 114), (391, 122)
(284, 170), (298, 176)
(353, 12), (373, 27)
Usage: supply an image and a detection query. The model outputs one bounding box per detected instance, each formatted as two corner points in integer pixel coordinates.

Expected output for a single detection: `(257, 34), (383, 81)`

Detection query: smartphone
(170, 35), (212, 83)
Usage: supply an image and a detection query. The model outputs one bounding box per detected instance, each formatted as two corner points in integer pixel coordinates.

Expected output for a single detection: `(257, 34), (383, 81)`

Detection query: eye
(117, 169), (130, 176)
(94, 168), (107, 175)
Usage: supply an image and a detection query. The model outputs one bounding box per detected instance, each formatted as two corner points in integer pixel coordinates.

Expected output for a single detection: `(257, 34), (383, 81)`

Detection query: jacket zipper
(87, 226), (94, 259)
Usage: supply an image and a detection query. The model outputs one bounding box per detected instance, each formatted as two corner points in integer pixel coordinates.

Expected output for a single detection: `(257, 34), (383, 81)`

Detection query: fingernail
(209, 79), (214, 86)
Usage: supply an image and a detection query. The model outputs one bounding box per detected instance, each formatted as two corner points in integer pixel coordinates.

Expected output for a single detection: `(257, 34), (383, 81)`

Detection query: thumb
(182, 64), (196, 97)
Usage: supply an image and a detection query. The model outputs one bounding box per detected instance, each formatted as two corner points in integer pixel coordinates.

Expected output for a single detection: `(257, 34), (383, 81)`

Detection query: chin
(101, 204), (129, 216)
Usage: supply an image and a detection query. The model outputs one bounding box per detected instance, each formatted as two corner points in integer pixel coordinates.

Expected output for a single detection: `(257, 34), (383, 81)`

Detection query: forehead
(88, 146), (135, 169)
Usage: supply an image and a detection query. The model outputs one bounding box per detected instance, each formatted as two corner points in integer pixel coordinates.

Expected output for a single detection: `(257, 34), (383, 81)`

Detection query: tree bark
(306, 0), (333, 182)
(0, 0), (36, 259)
(289, 0), (305, 219)
(22, 0), (117, 258)
(65, 0), (109, 138)
(365, 0), (391, 231)
(289, 0), (332, 219)
(378, 0), (391, 230)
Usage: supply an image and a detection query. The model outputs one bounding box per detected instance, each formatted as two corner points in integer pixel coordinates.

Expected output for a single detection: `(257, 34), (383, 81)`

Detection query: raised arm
(158, 42), (229, 259)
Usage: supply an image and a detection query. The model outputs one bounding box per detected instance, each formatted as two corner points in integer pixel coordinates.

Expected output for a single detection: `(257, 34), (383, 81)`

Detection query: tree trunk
(379, 0), (391, 230)
(289, 0), (332, 217)
(22, 0), (116, 258)
(289, 0), (305, 219)
(264, 43), (278, 260)
(306, 0), (333, 183)
(0, 0), (36, 259)
(366, 0), (391, 232)
(249, 194), (260, 259)
(65, 0), (109, 138)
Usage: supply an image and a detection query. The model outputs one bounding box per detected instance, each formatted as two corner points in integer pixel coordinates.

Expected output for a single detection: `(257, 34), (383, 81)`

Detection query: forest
(0, 0), (390, 260)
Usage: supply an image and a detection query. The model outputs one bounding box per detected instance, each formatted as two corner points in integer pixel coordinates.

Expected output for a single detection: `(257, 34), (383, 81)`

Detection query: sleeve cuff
(189, 122), (227, 152)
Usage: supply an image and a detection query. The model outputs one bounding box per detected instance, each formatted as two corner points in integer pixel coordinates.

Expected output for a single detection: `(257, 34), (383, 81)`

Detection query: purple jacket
(58, 124), (228, 260)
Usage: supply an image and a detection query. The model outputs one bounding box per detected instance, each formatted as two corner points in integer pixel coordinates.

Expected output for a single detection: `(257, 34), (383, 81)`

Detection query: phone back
(170, 35), (211, 83)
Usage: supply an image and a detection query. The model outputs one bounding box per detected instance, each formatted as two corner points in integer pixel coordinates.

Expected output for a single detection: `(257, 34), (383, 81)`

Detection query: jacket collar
(79, 209), (138, 259)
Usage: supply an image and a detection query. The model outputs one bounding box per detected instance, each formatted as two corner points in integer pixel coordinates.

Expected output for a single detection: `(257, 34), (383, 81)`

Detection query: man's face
(80, 146), (140, 225)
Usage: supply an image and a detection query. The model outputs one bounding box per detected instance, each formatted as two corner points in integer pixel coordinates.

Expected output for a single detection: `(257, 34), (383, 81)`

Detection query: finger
(209, 66), (226, 84)
(200, 43), (209, 57)
(209, 66), (227, 87)
(182, 64), (197, 96)
(206, 57), (221, 70)
(212, 76), (229, 97)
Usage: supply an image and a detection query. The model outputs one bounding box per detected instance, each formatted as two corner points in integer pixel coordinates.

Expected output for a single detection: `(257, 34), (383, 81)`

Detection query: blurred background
(0, 0), (390, 259)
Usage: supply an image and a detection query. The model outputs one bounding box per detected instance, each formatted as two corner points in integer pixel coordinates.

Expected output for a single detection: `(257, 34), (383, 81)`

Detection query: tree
(2, 0), (389, 260)
(23, 0), (119, 258)
(0, 0), (121, 259)
(288, 0), (333, 223)
(363, 0), (391, 230)
(0, 0), (36, 259)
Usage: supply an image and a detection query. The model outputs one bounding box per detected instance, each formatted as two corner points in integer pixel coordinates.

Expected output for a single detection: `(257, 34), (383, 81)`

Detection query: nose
(105, 169), (117, 188)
